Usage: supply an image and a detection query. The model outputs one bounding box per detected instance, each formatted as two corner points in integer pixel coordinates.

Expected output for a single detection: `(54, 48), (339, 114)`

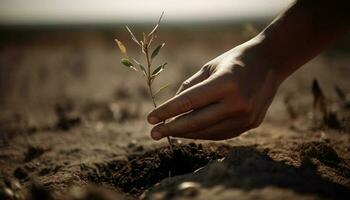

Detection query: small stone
(320, 132), (330, 143)
(217, 157), (225, 162)
(171, 138), (182, 145)
(177, 181), (200, 197)
(127, 140), (137, 148)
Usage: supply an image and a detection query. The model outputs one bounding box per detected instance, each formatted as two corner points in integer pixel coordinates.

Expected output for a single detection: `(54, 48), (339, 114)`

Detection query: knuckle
(181, 80), (191, 88)
(179, 95), (194, 111)
(199, 64), (211, 77)
(201, 63), (212, 71)
(224, 77), (238, 92)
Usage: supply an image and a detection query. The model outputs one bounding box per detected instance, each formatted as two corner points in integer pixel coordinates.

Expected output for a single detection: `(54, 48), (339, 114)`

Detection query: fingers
(148, 76), (225, 124)
(151, 114), (251, 140)
(181, 118), (251, 140)
(176, 69), (209, 95)
(150, 103), (229, 139)
(183, 127), (249, 140)
(175, 99), (265, 140)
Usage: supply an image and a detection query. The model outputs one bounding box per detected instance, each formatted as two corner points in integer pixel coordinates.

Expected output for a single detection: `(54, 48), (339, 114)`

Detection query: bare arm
(258, 0), (350, 82)
(147, 0), (350, 141)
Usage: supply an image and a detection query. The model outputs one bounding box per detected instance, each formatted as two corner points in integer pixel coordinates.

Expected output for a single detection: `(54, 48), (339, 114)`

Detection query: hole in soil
(85, 143), (230, 196)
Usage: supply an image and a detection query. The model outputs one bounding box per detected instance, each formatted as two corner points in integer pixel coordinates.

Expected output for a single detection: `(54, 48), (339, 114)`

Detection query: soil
(145, 144), (350, 200)
(1, 28), (350, 200)
(84, 143), (230, 196)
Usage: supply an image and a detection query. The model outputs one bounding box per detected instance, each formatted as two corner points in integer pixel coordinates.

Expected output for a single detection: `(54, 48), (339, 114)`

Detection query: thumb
(176, 68), (210, 95)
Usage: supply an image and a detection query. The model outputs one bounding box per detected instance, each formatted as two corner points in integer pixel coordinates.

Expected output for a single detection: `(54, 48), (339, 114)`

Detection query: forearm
(248, 0), (350, 83)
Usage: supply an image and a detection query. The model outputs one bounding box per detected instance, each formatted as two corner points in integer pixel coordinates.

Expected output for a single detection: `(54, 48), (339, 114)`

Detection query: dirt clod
(24, 145), (46, 162)
(299, 141), (341, 165)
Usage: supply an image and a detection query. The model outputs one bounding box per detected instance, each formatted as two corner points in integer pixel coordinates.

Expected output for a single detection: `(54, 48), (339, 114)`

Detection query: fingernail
(151, 131), (163, 140)
(148, 116), (159, 124)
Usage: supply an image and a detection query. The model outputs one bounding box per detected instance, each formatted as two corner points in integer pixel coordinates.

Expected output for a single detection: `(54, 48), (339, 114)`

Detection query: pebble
(177, 181), (200, 197)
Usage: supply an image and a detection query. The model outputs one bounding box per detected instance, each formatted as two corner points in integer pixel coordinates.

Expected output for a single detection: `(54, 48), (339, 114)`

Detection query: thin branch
(144, 44), (173, 152)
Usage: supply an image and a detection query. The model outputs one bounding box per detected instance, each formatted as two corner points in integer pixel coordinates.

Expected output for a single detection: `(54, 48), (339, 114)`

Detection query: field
(1, 25), (350, 200)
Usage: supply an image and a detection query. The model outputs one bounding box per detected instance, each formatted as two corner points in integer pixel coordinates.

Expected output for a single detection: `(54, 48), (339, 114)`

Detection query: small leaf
(154, 84), (170, 96)
(121, 58), (137, 71)
(125, 26), (141, 47)
(151, 43), (165, 59)
(148, 11), (164, 37)
(115, 39), (127, 55)
(148, 24), (159, 38)
(151, 62), (167, 77)
(132, 58), (147, 76)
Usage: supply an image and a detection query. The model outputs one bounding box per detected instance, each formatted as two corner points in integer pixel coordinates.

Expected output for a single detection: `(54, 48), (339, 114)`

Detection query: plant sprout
(115, 12), (173, 151)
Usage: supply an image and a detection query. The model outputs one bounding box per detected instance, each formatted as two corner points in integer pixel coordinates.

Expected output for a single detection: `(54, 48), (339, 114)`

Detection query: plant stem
(145, 45), (174, 152)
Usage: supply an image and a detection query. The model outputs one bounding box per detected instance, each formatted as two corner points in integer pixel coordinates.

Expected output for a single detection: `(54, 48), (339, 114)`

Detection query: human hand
(147, 40), (281, 140)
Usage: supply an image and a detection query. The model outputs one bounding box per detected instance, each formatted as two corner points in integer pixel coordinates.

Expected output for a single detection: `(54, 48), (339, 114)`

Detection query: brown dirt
(84, 143), (230, 196)
(1, 28), (350, 200)
(145, 144), (350, 200)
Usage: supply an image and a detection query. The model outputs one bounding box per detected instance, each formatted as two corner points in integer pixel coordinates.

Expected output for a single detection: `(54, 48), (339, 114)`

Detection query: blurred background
(0, 0), (291, 25)
(0, 0), (349, 130)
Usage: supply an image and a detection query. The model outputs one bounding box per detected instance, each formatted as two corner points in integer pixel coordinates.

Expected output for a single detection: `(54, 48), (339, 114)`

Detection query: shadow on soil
(146, 144), (350, 200)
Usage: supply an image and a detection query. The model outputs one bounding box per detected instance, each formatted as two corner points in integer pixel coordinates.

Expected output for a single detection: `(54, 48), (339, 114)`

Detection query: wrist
(236, 35), (286, 86)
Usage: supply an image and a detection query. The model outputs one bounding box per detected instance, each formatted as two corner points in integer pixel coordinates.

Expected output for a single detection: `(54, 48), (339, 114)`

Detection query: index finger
(147, 77), (225, 124)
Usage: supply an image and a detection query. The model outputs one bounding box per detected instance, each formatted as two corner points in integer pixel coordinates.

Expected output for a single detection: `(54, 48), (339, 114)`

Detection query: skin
(147, 0), (350, 141)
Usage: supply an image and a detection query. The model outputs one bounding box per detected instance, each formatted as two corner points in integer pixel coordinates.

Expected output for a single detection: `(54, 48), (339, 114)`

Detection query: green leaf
(115, 39), (127, 55)
(151, 62), (167, 77)
(151, 43), (165, 59)
(154, 84), (170, 96)
(121, 58), (137, 71)
(132, 58), (147, 76)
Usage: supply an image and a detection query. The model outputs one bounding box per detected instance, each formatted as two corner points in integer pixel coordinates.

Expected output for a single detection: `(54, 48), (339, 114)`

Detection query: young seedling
(115, 12), (174, 151)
